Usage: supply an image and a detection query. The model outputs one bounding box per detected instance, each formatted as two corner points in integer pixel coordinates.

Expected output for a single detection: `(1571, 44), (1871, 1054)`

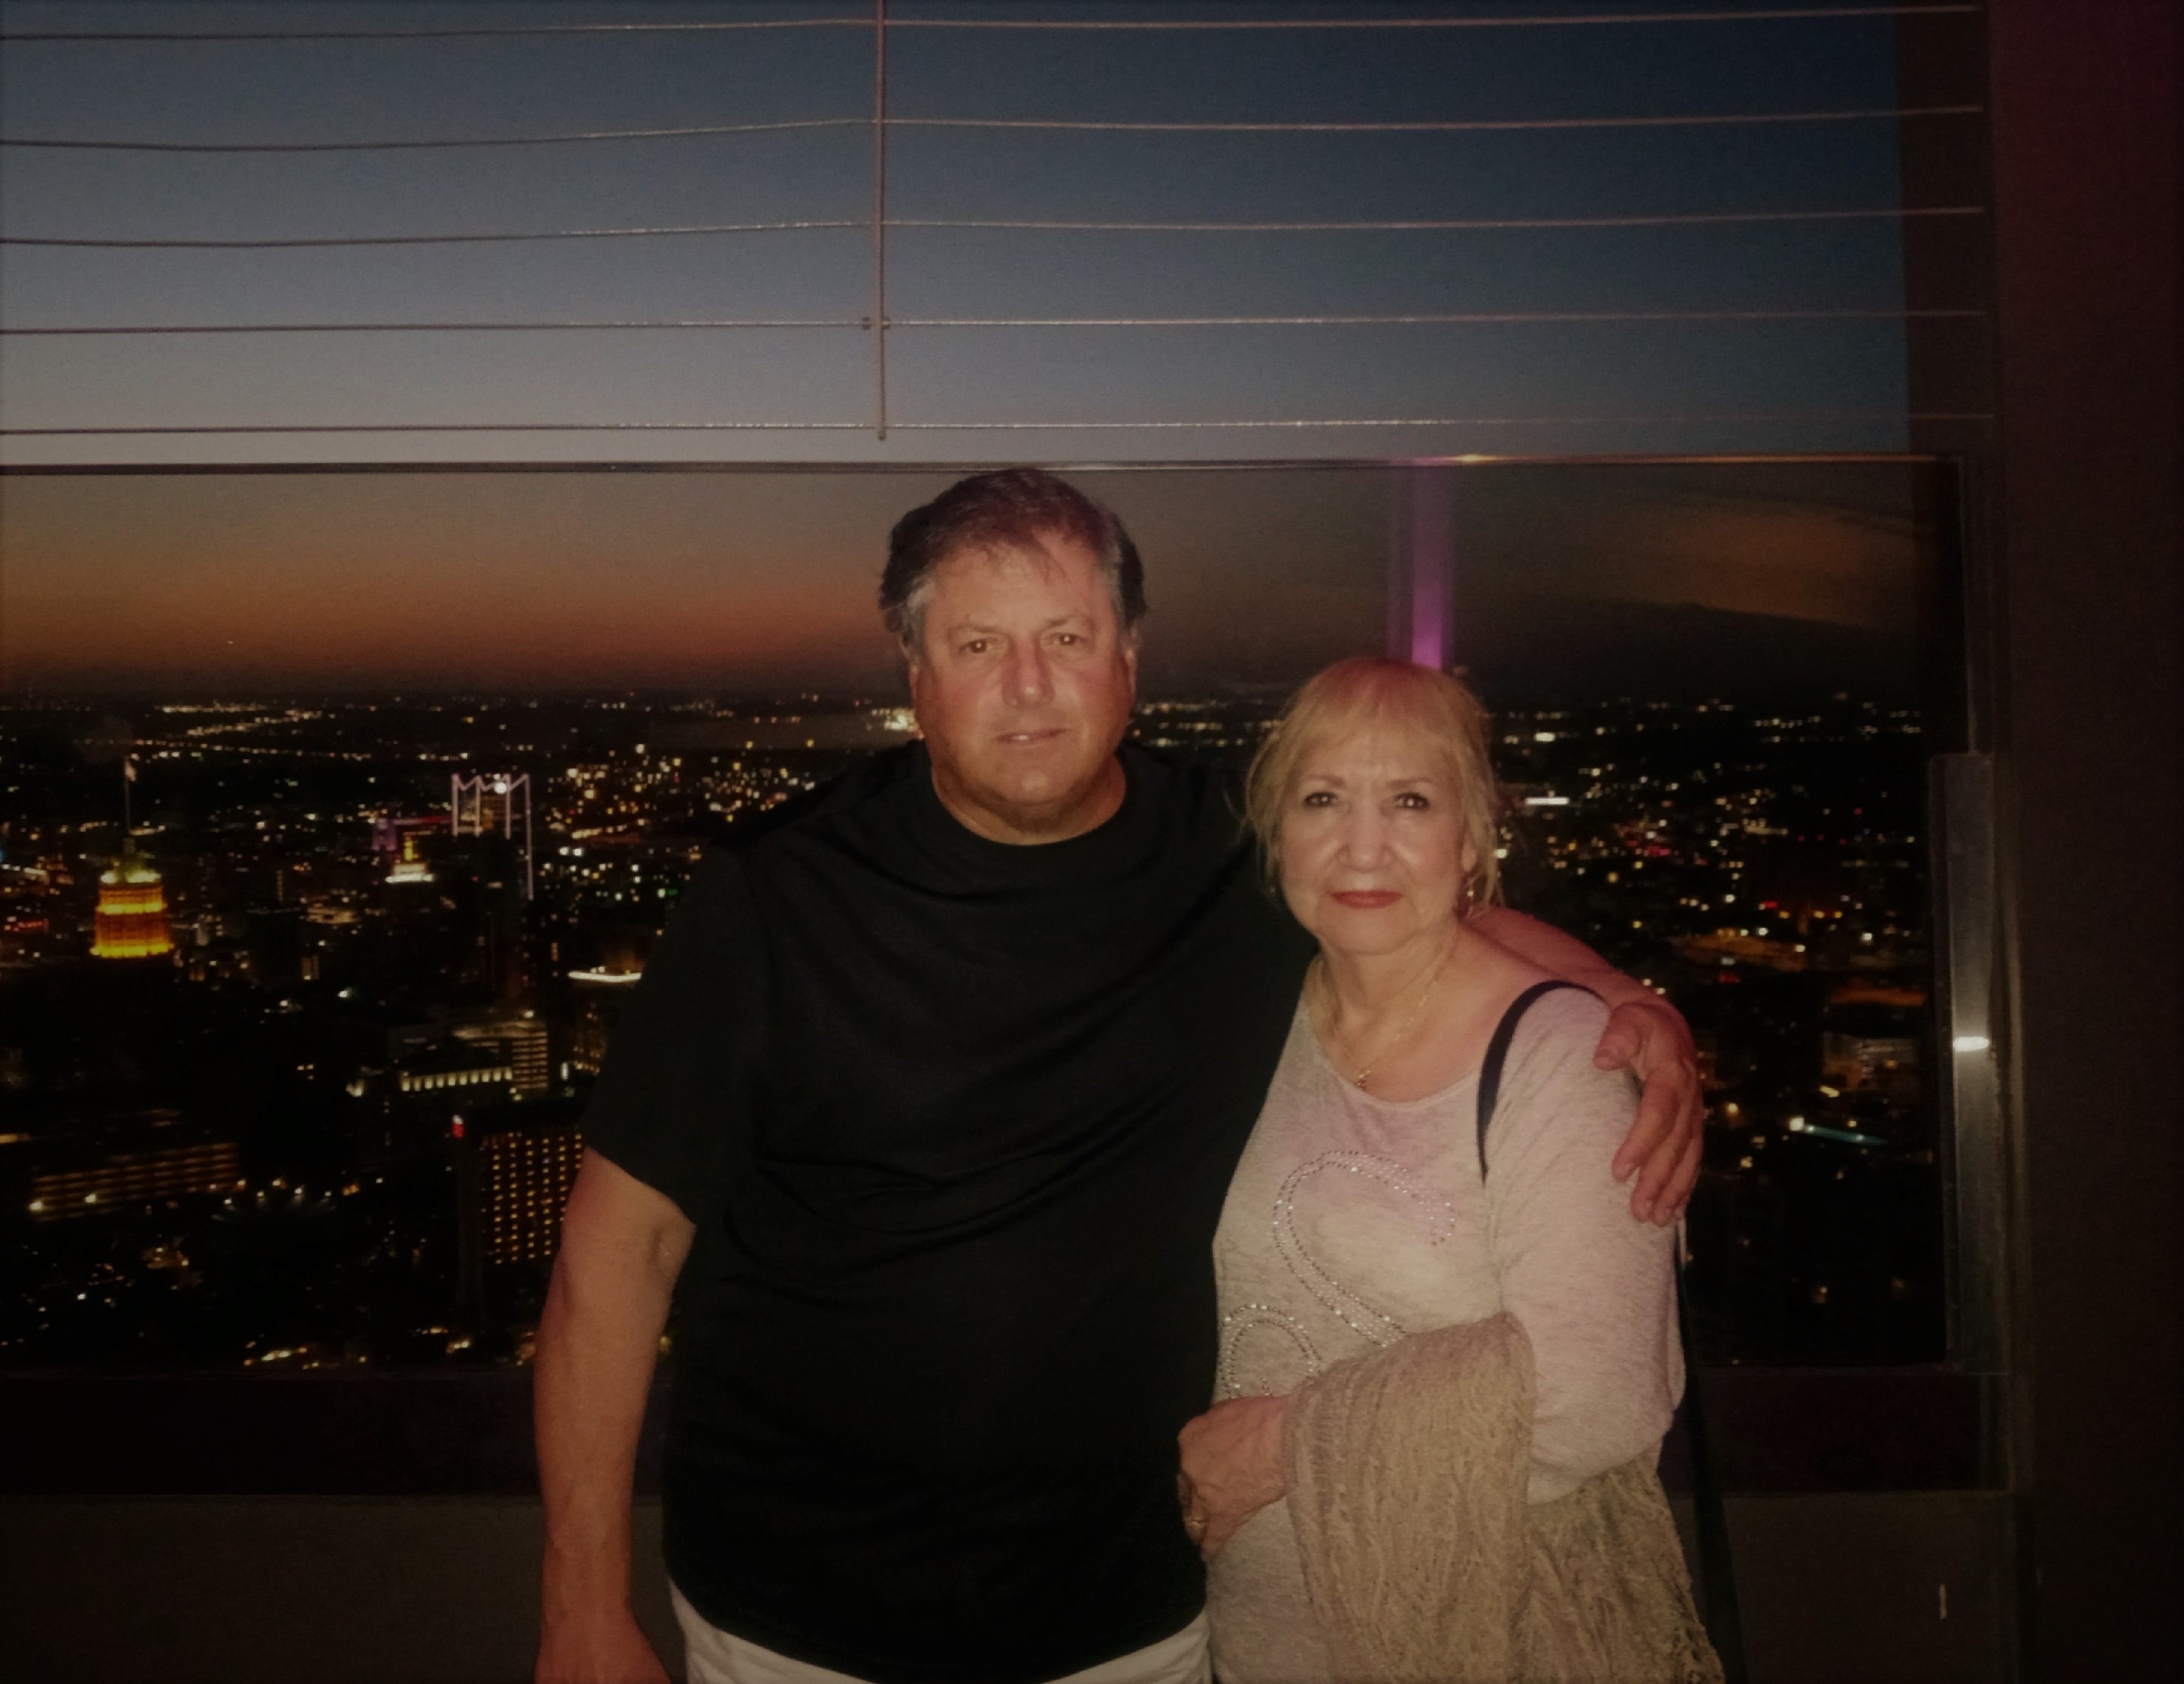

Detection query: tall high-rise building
(91, 855), (174, 961)
(451, 774), (534, 899)
(451, 774), (535, 1003)
(455, 1098), (585, 1318)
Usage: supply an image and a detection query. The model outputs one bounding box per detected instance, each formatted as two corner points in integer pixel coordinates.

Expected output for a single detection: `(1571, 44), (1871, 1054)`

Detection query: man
(535, 471), (1702, 1684)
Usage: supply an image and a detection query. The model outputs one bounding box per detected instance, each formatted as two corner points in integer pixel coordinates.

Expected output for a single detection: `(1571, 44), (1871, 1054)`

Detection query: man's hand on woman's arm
(1466, 905), (1704, 1226)
(534, 1148), (694, 1684)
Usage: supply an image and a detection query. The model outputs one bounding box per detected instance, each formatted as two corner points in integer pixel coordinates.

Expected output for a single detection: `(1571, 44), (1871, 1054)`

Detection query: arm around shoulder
(534, 1148), (694, 1684)
(1483, 1003), (1682, 1503)
(1468, 905), (1702, 1222)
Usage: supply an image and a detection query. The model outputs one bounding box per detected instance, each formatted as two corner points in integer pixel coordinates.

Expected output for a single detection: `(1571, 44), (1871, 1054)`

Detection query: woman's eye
(1300, 789), (1338, 808)
(960, 638), (990, 656)
(1394, 791), (1432, 810)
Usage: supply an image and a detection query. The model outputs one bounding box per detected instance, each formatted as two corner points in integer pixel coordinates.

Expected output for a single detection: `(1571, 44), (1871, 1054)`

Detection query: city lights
(1, 682), (1943, 1372)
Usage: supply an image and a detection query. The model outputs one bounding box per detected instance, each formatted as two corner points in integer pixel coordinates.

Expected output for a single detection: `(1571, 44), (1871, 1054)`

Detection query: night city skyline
(3, 620), (1949, 1376)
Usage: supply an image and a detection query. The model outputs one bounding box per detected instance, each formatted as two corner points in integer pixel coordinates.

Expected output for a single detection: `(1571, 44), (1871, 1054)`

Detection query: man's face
(907, 533), (1138, 843)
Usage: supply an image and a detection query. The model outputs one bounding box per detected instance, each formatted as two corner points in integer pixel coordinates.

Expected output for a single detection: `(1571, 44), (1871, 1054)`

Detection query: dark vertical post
(1984, 2), (2182, 1676)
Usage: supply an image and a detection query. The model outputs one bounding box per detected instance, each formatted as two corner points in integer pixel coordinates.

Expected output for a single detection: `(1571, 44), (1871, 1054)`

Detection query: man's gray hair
(879, 468), (1148, 655)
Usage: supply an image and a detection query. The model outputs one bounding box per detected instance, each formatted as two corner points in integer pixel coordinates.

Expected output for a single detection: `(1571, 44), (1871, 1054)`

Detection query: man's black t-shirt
(583, 742), (1310, 1683)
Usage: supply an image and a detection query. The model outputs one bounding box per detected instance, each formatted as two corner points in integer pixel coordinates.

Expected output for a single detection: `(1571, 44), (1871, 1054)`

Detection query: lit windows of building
(455, 1014), (552, 1098)
(475, 1123), (581, 1266)
(372, 813), (448, 885)
(394, 1064), (513, 1095)
(569, 1000), (614, 1077)
(27, 1138), (240, 1223)
(456, 1102), (586, 1309)
(1821, 1029), (1923, 1098)
(347, 1040), (519, 1170)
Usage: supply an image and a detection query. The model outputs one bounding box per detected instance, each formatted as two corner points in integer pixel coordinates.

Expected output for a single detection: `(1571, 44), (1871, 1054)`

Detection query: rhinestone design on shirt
(1217, 1303), (1322, 1398)
(1266, 1148), (1458, 1353)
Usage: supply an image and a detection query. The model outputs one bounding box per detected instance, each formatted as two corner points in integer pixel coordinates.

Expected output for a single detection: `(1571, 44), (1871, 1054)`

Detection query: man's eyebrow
(942, 610), (1094, 637)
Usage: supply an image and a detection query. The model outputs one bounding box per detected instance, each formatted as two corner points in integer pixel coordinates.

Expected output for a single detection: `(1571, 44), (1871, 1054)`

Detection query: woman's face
(1276, 720), (1475, 960)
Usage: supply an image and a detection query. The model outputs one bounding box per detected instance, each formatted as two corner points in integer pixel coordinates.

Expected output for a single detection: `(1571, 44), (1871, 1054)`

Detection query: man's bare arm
(1468, 904), (1703, 1226)
(534, 1148), (695, 1684)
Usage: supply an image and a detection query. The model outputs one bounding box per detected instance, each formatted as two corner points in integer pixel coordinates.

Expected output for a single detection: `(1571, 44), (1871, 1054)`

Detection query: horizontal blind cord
(0, 411), (1997, 437)
(0, 207), (1988, 249)
(0, 106), (1981, 152)
(0, 309), (1986, 336)
(0, 7), (1983, 45)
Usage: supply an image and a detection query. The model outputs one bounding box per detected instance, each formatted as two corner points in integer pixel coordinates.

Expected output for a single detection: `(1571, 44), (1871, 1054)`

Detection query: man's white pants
(670, 1584), (1211, 1684)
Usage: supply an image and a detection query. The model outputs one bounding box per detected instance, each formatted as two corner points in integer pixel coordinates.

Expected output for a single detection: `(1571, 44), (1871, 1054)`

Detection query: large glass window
(0, 459), (1958, 1396)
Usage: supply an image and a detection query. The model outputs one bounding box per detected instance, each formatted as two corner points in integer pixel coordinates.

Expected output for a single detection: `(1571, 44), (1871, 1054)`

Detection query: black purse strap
(1473, 978), (1749, 1683)
(1475, 979), (1589, 1181)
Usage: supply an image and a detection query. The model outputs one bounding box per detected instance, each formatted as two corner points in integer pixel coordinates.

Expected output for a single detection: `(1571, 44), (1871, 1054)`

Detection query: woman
(1179, 657), (1719, 1683)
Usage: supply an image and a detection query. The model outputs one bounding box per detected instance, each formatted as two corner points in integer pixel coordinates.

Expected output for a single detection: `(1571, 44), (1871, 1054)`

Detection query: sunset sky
(0, 462), (1932, 700)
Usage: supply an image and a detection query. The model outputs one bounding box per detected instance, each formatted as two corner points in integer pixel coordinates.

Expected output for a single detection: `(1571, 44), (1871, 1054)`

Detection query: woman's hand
(1177, 1394), (1288, 1559)
(1593, 996), (1704, 1226)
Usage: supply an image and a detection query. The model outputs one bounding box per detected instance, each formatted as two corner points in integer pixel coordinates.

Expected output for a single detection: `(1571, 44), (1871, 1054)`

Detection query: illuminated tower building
(371, 813), (447, 885)
(451, 774), (534, 899)
(452, 774), (535, 1003)
(92, 754), (174, 961)
(91, 855), (174, 961)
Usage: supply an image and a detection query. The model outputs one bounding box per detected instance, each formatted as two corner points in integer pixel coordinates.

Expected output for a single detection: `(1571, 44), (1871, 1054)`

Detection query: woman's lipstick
(1331, 890), (1400, 909)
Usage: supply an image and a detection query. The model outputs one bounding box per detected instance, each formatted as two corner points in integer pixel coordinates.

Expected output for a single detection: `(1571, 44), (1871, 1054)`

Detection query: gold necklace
(1317, 943), (1450, 1091)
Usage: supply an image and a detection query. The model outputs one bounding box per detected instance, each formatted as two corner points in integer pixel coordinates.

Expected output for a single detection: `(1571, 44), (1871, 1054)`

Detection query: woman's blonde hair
(1243, 656), (1503, 906)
